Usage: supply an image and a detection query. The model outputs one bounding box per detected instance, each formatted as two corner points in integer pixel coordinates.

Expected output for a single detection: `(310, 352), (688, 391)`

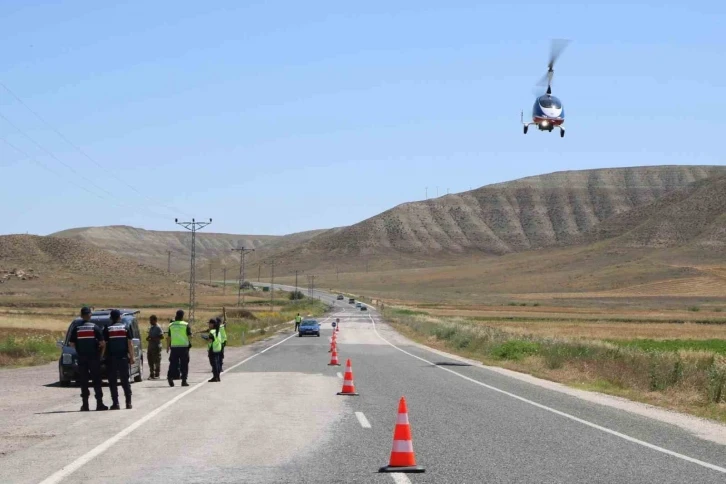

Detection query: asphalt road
(1, 287), (725, 483)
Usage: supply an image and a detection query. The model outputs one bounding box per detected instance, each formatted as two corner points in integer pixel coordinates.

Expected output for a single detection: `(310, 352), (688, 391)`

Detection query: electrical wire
(0, 81), (192, 218)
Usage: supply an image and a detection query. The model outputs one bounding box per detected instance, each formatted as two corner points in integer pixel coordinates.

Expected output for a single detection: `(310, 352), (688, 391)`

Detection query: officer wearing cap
(103, 309), (134, 410)
(68, 307), (108, 411)
(166, 309), (192, 387)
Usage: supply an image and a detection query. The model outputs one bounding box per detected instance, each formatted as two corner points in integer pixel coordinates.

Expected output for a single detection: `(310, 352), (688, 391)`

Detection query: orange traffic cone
(379, 397), (425, 473)
(337, 358), (359, 396)
(329, 338), (336, 353)
(328, 346), (340, 366)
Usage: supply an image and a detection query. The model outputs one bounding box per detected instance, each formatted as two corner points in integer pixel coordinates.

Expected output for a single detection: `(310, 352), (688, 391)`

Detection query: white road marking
(390, 473), (412, 484)
(39, 330), (302, 484)
(337, 372), (343, 379)
(355, 411), (372, 428)
(368, 314), (726, 475)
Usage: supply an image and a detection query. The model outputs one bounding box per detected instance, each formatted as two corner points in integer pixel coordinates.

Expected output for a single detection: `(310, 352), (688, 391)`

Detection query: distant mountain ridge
(277, 165), (726, 261)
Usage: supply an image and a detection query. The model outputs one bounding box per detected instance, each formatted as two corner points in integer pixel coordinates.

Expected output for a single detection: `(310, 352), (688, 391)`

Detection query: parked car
(349, 298), (355, 304)
(337, 294), (344, 300)
(57, 309), (144, 386)
(355, 302), (362, 308)
(298, 319), (321, 337)
(360, 305), (367, 311)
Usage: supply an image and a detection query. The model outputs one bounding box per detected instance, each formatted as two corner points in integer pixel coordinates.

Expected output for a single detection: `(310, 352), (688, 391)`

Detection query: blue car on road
(298, 319), (321, 337)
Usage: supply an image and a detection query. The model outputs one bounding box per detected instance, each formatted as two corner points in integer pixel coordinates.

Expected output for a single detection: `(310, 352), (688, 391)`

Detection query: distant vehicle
(337, 294), (344, 300)
(355, 302), (361, 308)
(349, 298), (355, 304)
(57, 309), (144, 386)
(298, 319), (320, 337)
(360, 306), (367, 311)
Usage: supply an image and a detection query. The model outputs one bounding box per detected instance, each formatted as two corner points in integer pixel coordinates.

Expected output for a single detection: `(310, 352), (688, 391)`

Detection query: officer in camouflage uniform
(146, 315), (163, 379)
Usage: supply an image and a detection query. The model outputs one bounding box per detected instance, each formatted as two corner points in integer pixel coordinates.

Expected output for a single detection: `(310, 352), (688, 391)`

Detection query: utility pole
(167, 250), (172, 273)
(269, 259), (275, 310)
(209, 261), (212, 285)
(425, 186), (428, 199)
(223, 267), (227, 295)
(175, 218), (212, 324)
(294, 269), (303, 303)
(232, 247), (255, 306)
(336, 266), (339, 281)
(436, 186), (439, 197)
(257, 265), (261, 282)
(307, 274), (316, 299)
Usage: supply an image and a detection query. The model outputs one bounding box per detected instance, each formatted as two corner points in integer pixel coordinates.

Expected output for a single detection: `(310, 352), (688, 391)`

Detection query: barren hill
(51, 225), (332, 273)
(0, 234), (202, 304)
(259, 165), (726, 273)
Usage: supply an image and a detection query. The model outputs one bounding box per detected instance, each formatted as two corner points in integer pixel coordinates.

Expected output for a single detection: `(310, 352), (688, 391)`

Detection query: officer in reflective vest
(166, 309), (192, 387)
(207, 319), (223, 382)
(68, 307), (108, 411)
(103, 309), (135, 410)
(215, 317), (227, 372)
(295, 313), (302, 332)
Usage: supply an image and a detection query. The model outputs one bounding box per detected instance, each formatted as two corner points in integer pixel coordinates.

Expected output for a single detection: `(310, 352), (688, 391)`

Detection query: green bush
(491, 341), (540, 361)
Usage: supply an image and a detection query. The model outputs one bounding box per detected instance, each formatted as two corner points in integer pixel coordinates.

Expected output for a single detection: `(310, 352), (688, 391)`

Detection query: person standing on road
(207, 319), (222, 382)
(295, 313), (302, 332)
(215, 317), (227, 372)
(68, 307), (108, 411)
(167, 310), (192, 387)
(103, 309), (134, 410)
(146, 315), (163, 379)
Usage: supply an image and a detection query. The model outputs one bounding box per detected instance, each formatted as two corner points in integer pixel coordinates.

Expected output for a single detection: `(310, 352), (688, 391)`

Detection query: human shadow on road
(43, 382), (76, 388)
(34, 410), (82, 415)
(431, 361), (472, 367)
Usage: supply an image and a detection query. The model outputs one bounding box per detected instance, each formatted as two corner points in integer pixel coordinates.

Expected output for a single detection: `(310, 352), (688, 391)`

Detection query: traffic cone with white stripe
(379, 397), (425, 473)
(337, 358), (359, 396)
(328, 346), (340, 366)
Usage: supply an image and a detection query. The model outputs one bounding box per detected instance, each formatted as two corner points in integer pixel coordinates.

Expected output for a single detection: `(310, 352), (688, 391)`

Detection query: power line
(0, 81), (192, 218)
(175, 218), (212, 324)
(232, 247), (255, 307)
(0, 109), (171, 221)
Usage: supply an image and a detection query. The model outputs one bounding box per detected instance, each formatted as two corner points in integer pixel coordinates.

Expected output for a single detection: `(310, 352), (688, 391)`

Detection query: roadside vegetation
(384, 307), (726, 422)
(0, 327), (60, 367)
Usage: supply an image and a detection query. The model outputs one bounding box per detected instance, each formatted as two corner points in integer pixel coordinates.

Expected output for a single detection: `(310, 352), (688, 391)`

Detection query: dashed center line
(355, 411), (371, 429)
(390, 473), (412, 484)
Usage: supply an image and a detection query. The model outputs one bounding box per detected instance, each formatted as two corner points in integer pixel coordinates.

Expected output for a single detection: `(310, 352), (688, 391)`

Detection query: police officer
(295, 313), (302, 332)
(146, 315), (163, 379)
(207, 319), (222, 382)
(215, 317), (227, 372)
(167, 309), (192, 387)
(103, 309), (134, 410)
(68, 307), (108, 411)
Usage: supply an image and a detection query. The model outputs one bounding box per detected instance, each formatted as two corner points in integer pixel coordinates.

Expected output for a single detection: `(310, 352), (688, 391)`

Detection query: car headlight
(62, 353), (73, 365)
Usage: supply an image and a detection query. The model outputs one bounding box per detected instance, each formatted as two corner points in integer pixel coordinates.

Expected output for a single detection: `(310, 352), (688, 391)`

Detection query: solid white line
(355, 411), (372, 429)
(337, 372), (343, 379)
(390, 473), (412, 484)
(368, 314), (726, 475)
(38, 331), (298, 484)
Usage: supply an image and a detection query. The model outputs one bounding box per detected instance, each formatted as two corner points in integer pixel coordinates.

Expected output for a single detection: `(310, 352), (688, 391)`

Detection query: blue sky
(1, 1), (724, 236)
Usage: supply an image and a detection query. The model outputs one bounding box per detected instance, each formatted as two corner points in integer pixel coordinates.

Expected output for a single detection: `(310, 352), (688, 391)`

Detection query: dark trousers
(77, 356), (103, 403)
(295, 322), (300, 331)
(107, 356), (132, 404)
(219, 342), (226, 370)
(168, 347), (189, 381)
(147, 345), (161, 377)
(208, 350), (221, 380)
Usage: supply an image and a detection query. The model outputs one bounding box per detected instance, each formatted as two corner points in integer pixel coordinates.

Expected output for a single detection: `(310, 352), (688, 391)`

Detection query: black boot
(80, 399), (90, 412)
(126, 399), (132, 410)
(96, 401), (109, 411)
(181, 380), (189, 387)
(168, 378), (175, 387)
(110, 402), (121, 410)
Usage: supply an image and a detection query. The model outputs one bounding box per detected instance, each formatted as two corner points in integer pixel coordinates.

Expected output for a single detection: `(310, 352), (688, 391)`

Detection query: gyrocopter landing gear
(559, 126), (565, 138)
(523, 125), (528, 134)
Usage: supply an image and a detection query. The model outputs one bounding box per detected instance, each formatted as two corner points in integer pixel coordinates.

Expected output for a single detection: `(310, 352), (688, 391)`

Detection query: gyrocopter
(521, 39), (570, 138)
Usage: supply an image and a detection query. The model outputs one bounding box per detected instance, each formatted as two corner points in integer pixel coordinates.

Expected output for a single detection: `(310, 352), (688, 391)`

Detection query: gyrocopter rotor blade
(535, 39), (571, 89)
